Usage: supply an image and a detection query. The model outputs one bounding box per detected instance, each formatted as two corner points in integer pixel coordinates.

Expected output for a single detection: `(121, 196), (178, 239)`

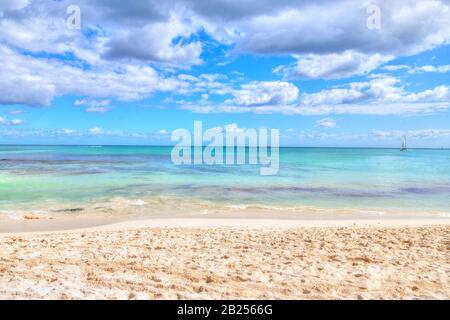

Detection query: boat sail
(400, 136), (407, 151)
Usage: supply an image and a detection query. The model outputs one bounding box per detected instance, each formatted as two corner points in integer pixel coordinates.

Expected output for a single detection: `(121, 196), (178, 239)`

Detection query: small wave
(1, 213), (21, 220)
(226, 204), (249, 210)
(129, 199), (146, 206)
(438, 212), (450, 218)
(225, 203), (323, 212)
(359, 210), (385, 216)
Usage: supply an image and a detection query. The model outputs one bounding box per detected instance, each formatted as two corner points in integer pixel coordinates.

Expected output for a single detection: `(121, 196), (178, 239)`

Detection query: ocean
(1, 145), (449, 218)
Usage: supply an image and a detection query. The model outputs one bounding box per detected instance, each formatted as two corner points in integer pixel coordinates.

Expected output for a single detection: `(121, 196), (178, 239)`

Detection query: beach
(1, 146), (449, 299)
(0, 218), (449, 299)
(2, 0), (450, 303)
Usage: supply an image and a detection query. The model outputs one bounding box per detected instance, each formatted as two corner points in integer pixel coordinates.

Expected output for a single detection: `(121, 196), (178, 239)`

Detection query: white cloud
(74, 99), (111, 107)
(0, 1), (202, 67)
(0, 127), (150, 139)
(224, 123), (245, 134)
(0, 45), (183, 106)
(302, 88), (367, 106)
(297, 75), (450, 115)
(382, 64), (410, 71)
(275, 51), (392, 80)
(89, 127), (103, 135)
(315, 118), (337, 128)
(7, 109), (25, 115)
(1, 0), (449, 113)
(180, 75), (450, 115)
(296, 128), (450, 142)
(228, 1), (450, 55)
(175, 73), (233, 96)
(9, 119), (23, 126)
(60, 129), (78, 136)
(225, 0), (450, 78)
(373, 129), (450, 139)
(75, 99), (111, 113)
(104, 14), (202, 66)
(0, 0), (29, 12)
(85, 107), (109, 113)
(229, 81), (299, 106)
(0, 116), (24, 126)
(408, 64), (450, 74)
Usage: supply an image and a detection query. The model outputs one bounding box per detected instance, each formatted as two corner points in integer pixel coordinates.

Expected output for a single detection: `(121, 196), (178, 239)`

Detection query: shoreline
(1, 214), (449, 236)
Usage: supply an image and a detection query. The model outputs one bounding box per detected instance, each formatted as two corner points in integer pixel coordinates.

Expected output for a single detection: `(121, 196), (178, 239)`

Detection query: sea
(1, 145), (449, 219)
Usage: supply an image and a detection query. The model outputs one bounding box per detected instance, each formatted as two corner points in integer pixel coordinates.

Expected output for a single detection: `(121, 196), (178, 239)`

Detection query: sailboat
(400, 136), (407, 151)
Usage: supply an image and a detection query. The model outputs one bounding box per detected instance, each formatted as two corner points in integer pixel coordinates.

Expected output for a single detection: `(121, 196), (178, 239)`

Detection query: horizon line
(0, 143), (448, 150)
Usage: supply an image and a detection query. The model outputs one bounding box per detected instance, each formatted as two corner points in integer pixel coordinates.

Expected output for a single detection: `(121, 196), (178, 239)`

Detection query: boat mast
(400, 136), (407, 151)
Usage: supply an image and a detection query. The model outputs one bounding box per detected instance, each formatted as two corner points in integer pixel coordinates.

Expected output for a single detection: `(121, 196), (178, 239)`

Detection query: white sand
(0, 216), (449, 299)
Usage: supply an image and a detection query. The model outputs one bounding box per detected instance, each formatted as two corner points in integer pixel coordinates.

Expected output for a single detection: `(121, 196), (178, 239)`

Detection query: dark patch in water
(66, 170), (106, 175)
(401, 186), (450, 194)
(219, 186), (390, 198)
(53, 208), (84, 213)
(332, 191), (389, 198)
(0, 158), (135, 165)
(401, 187), (433, 194)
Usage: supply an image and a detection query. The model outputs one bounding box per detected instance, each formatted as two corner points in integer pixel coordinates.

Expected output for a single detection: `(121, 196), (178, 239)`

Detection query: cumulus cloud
(229, 81), (299, 106)
(9, 119), (23, 126)
(373, 129), (450, 139)
(238, 1), (449, 53)
(89, 127), (103, 135)
(382, 64), (411, 71)
(408, 64), (450, 74)
(181, 74), (450, 115)
(0, 0), (29, 12)
(0, 127), (150, 140)
(0, 116), (24, 126)
(75, 99), (111, 113)
(297, 75), (450, 115)
(85, 107), (109, 113)
(7, 109), (25, 115)
(0, 45), (184, 106)
(0, 1), (202, 66)
(349, 76), (447, 103)
(0, 1), (202, 107)
(175, 73), (232, 96)
(275, 51), (392, 80)
(232, 0), (450, 78)
(74, 99), (111, 107)
(1, 0), (450, 115)
(104, 15), (202, 66)
(315, 118), (337, 128)
(297, 129), (450, 142)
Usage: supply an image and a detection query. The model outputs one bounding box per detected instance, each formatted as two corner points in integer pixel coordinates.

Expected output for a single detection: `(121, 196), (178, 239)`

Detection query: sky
(0, 0), (449, 147)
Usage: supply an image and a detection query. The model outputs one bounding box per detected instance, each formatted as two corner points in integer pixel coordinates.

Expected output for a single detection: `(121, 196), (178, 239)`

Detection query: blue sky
(0, 0), (449, 147)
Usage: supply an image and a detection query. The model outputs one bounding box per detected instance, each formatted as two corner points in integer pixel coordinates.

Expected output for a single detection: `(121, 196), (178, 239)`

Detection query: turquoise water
(0, 145), (449, 216)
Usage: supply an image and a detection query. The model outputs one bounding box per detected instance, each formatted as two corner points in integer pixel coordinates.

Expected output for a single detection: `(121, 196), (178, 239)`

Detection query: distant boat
(400, 137), (407, 151)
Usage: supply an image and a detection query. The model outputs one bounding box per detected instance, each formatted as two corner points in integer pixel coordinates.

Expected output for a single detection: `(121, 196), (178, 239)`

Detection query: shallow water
(0, 145), (449, 218)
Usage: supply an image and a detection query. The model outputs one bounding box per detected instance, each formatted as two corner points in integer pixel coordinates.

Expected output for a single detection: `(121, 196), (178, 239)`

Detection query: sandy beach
(0, 218), (449, 299)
